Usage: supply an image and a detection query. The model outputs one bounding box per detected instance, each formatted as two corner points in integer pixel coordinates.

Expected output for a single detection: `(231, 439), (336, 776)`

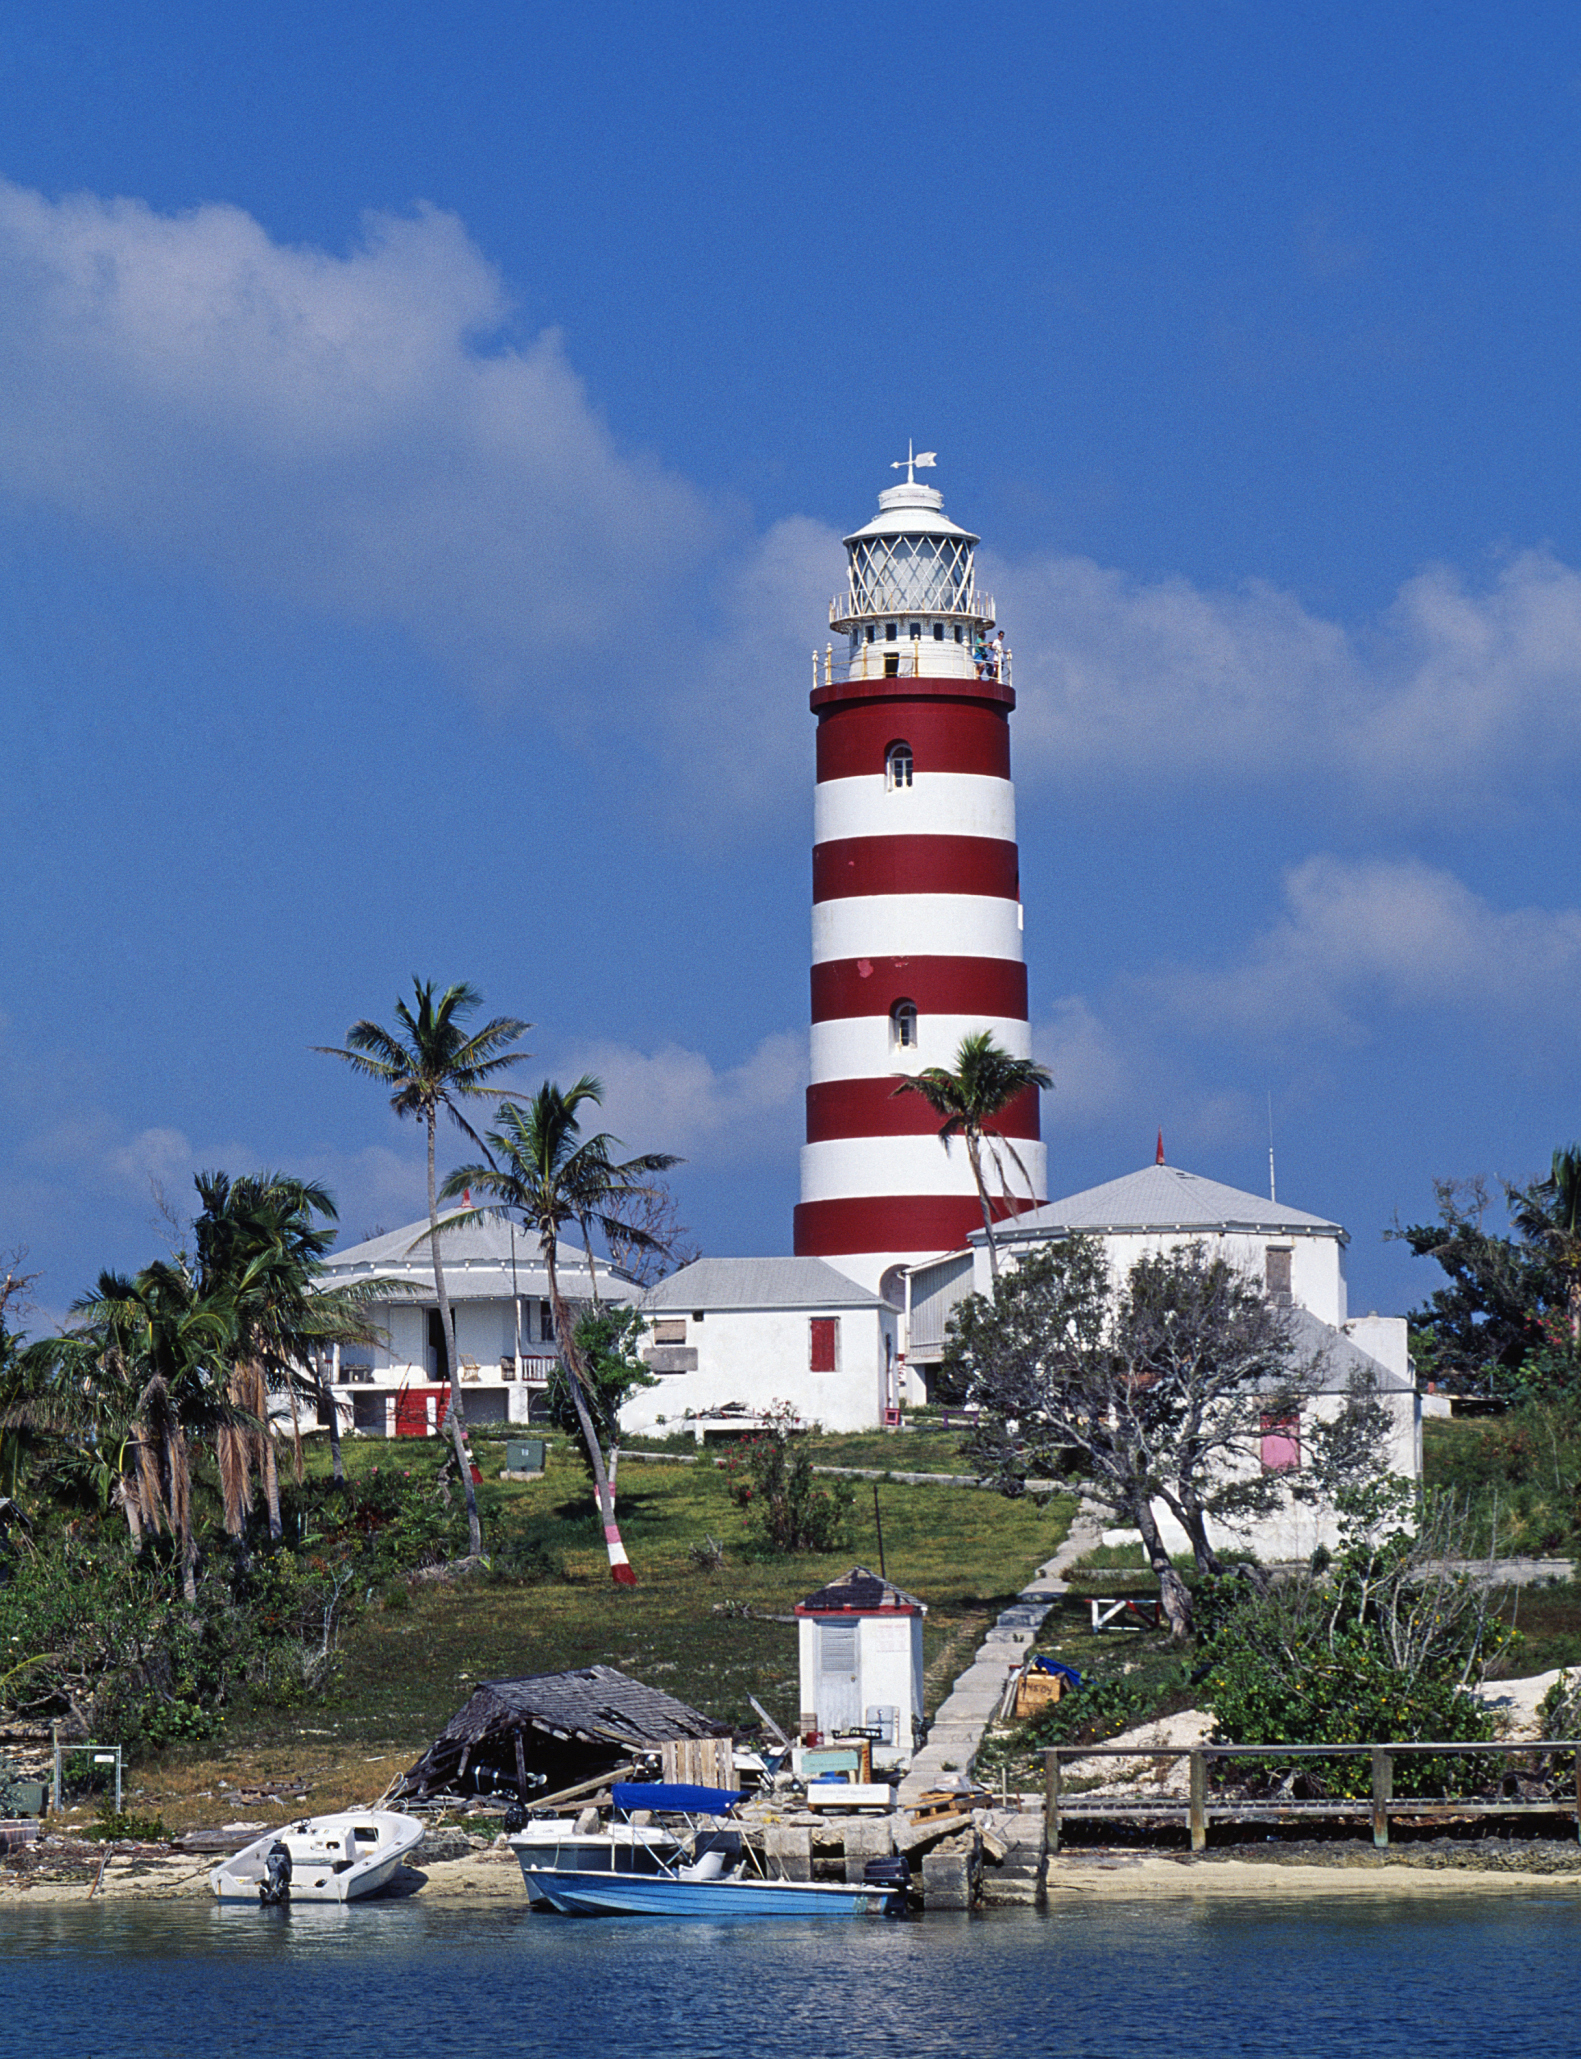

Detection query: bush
(1199, 1485), (1510, 1797)
(725, 1407), (854, 1554)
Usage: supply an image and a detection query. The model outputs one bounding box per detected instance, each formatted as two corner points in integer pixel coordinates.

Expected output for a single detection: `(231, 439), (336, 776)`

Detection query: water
(2, 1895), (1576, 2057)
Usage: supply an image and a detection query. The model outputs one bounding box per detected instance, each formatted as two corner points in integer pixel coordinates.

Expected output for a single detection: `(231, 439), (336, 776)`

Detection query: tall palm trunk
(578, 1211), (603, 1309)
(965, 1133), (1001, 1283)
(324, 1354), (346, 1486)
(427, 1111), (482, 1557)
(546, 1241), (635, 1586)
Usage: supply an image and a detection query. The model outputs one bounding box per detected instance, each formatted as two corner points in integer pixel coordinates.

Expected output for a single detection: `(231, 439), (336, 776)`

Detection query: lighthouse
(793, 453), (1047, 1297)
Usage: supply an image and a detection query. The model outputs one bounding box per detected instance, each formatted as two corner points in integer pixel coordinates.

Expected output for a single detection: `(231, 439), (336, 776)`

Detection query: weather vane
(890, 440), (937, 485)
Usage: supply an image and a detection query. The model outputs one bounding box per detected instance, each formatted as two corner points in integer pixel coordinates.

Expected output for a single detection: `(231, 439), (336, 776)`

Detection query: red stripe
(815, 699), (1011, 783)
(806, 1079), (1041, 1143)
(794, 1192), (1043, 1258)
(812, 955), (1028, 1023)
(812, 835), (1019, 903)
(811, 674), (1015, 713)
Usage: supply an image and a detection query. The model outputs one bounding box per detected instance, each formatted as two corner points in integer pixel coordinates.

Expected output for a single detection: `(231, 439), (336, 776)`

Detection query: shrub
(1200, 1483), (1510, 1797)
(726, 1407), (854, 1554)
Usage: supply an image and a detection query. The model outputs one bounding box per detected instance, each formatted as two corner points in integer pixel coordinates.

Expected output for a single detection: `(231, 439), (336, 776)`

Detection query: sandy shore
(6, 1838), (1581, 1906)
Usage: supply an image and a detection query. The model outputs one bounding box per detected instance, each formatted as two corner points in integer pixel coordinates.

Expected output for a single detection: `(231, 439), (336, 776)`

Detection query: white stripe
(813, 894), (1024, 964)
(810, 1013), (1031, 1083)
(800, 1135), (1048, 1205)
(814, 772), (1015, 846)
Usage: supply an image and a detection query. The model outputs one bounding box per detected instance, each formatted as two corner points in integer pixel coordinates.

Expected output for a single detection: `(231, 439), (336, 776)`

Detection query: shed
(795, 1566), (926, 1763)
(392, 1665), (730, 1802)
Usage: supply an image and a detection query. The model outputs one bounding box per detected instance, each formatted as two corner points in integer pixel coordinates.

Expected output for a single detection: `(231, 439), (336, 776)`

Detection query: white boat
(210, 1809), (425, 1903)
(508, 1816), (686, 1907)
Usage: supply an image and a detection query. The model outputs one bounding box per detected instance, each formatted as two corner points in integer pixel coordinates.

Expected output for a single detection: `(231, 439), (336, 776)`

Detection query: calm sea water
(1, 1894), (1576, 2058)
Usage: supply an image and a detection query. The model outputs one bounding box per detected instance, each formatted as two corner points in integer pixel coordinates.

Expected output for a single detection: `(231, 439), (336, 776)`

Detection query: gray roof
(317, 1210), (637, 1304)
(1292, 1308), (1413, 1394)
(977, 1164), (1345, 1244)
(394, 1665), (728, 1798)
(796, 1566), (926, 1615)
(643, 1256), (895, 1313)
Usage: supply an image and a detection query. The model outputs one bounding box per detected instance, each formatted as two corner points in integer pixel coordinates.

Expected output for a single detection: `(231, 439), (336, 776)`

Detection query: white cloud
(0, 180), (715, 714)
(992, 545), (1581, 815)
(554, 1030), (807, 1169)
(1031, 997), (1132, 1125)
(1162, 855), (1581, 1045)
(6, 176), (1581, 829)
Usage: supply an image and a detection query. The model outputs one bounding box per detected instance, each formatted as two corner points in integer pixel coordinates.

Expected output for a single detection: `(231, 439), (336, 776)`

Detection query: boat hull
(211, 1810), (425, 1903)
(533, 1869), (901, 1919)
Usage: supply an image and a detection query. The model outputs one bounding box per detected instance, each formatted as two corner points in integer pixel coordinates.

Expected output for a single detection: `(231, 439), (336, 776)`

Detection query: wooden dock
(1043, 1740), (1581, 1852)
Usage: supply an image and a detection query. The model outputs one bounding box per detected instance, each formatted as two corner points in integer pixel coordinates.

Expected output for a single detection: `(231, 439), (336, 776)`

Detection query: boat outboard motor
(259, 1840), (292, 1905)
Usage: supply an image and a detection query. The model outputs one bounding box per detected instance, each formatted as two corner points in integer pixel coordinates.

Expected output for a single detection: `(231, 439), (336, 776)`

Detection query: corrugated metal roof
(978, 1164), (1345, 1242)
(796, 1565), (926, 1615)
(316, 1211), (637, 1303)
(643, 1257), (894, 1312)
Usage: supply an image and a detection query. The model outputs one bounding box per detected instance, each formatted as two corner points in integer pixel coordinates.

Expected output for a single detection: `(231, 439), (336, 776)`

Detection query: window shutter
(809, 1317), (839, 1372)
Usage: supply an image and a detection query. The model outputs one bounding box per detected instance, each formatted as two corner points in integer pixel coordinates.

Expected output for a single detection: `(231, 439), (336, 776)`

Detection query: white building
(627, 1257), (902, 1437)
(795, 1566), (926, 1764)
(903, 1158), (1420, 1560)
(312, 1211), (638, 1437)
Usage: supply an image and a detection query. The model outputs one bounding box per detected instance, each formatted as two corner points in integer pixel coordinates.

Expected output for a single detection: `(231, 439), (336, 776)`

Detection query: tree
(602, 1178), (700, 1287)
(1510, 1145), (1581, 1346)
(549, 1307), (657, 1469)
(566, 1138), (682, 1309)
(441, 1077), (663, 1585)
(1391, 1175), (1565, 1395)
(891, 1030), (1051, 1280)
(950, 1239), (1379, 1638)
(317, 978), (530, 1557)
(67, 1265), (236, 1602)
(192, 1171), (387, 1535)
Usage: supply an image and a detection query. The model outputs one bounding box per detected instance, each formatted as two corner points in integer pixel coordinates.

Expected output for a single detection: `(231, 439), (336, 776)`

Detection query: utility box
(504, 1438), (545, 1475)
(795, 1566), (925, 1770)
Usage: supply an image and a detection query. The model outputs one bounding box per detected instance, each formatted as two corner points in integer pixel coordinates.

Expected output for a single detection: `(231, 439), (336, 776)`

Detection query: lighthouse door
(817, 1620), (861, 1734)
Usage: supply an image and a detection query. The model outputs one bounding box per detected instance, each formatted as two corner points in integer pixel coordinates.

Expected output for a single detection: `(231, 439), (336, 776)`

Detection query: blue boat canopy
(612, 1782), (745, 1815)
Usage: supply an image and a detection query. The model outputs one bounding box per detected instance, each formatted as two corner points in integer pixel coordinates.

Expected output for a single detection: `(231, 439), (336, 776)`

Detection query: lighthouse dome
(832, 479), (990, 630)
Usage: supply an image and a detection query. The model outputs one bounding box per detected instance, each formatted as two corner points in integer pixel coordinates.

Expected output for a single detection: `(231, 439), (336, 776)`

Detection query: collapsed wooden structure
(393, 1665), (731, 1802)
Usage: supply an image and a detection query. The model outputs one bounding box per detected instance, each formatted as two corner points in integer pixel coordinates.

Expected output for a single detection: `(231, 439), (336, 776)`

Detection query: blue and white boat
(515, 1783), (905, 1920)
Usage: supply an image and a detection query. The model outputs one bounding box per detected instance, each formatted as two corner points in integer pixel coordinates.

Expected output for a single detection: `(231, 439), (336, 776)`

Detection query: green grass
(621, 1424), (982, 1475)
(220, 1432), (1073, 1760)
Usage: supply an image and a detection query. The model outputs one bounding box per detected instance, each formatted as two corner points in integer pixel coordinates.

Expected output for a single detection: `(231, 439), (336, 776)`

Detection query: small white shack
(795, 1566), (926, 1766)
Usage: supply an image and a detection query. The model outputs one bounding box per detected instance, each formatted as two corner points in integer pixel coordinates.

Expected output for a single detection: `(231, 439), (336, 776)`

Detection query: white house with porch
(309, 1210), (638, 1438)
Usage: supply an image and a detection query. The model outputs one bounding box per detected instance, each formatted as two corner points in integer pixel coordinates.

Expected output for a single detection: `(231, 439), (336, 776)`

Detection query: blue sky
(5, 1), (1581, 1329)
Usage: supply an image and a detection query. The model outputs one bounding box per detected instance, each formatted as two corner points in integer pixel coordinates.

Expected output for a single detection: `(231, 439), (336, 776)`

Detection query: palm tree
(70, 1265), (235, 1601)
(1511, 1144), (1581, 1344)
(892, 1030), (1052, 1282)
(568, 1138), (683, 1309)
(193, 1170), (388, 1536)
(318, 979), (530, 1557)
(441, 1077), (663, 1586)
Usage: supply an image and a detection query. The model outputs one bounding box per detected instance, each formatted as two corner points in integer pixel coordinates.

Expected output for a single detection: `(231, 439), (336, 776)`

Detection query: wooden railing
(1042, 1740), (1581, 1853)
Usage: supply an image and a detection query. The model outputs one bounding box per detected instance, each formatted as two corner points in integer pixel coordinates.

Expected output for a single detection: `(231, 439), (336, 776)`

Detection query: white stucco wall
(624, 1303), (901, 1435)
(797, 1613), (925, 1742)
(975, 1226), (1348, 1327)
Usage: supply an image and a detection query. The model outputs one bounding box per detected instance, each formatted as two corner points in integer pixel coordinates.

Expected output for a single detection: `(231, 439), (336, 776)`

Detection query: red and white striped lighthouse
(793, 455), (1046, 1296)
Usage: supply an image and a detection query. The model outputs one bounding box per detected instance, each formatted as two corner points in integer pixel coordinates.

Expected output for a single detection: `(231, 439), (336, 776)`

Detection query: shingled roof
(394, 1665), (729, 1800)
(795, 1565), (926, 1616)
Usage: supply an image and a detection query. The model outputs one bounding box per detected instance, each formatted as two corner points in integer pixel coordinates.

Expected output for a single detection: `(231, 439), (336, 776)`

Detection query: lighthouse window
(885, 743), (913, 790)
(955, 625), (964, 642)
(885, 622), (897, 641)
(909, 622), (921, 639)
(933, 622), (945, 640)
(890, 1000), (918, 1048)
(865, 624), (875, 643)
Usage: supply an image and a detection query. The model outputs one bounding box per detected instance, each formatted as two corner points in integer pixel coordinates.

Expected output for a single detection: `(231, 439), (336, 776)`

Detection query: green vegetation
(724, 1407), (856, 1553)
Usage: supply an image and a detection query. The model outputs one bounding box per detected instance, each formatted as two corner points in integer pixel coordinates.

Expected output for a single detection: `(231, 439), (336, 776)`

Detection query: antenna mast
(1267, 1092), (1277, 1204)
